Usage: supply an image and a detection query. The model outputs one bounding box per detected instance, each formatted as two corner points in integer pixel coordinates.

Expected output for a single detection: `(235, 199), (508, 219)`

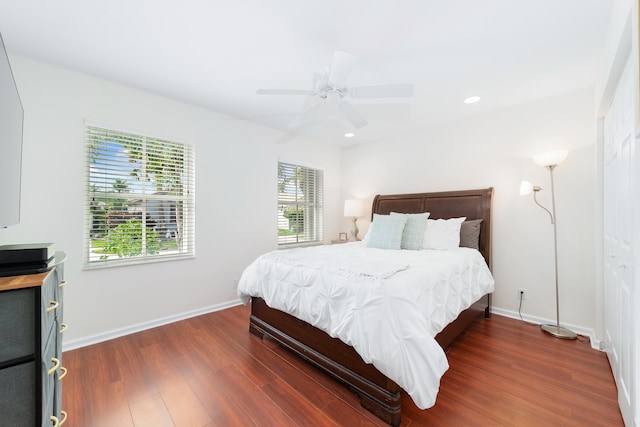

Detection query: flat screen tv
(0, 31), (23, 228)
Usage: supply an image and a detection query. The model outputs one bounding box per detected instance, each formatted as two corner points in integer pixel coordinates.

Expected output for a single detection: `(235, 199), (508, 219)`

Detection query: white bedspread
(237, 242), (495, 409)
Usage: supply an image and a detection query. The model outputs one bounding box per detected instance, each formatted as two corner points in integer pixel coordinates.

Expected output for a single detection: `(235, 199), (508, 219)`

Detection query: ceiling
(0, 0), (612, 146)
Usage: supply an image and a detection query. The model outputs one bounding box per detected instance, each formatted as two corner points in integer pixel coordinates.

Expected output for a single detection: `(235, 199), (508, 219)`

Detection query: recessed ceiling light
(464, 96), (481, 104)
(344, 132), (355, 138)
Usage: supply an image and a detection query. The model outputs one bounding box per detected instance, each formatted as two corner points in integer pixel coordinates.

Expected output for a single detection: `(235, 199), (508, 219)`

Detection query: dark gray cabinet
(0, 254), (66, 426)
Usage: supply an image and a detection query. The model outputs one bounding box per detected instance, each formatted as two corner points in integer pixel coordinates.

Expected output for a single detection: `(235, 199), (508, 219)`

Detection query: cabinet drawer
(42, 326), (57, 427)
(0, 288), (35, 363)
(0, 361), (37, 427)
(41, 269), (61, 341)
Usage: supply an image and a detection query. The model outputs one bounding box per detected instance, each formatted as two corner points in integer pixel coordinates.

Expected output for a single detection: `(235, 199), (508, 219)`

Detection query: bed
(239, 188), (494, 426)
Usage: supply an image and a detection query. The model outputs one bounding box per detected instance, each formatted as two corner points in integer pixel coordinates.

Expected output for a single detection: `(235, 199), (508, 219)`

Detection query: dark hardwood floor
(62, 304), (623, 426)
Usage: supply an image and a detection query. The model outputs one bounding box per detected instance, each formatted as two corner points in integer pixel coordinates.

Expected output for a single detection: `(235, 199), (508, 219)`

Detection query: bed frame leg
(485, 294), (492, 318)
(249, 321), (266, 338)
(357, 392), (401, 426)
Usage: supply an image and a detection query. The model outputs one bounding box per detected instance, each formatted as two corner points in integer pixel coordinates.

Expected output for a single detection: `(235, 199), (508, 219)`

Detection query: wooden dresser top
(0, 270), (52, 291)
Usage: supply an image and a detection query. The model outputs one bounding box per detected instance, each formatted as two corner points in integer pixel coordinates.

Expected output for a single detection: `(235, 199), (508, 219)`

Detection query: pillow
(422, 217), (466, 250)
(390, 212), (430, 250)
(460, 219), (483, 250)
(366, 214), (408, 250)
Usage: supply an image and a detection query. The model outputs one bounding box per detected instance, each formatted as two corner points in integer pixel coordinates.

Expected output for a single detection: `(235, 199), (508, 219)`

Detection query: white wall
(596, 0), (633, 116)
(0, 54), (342, 346)
(341, 88), (598, 334)
(0, 53), (601, 344)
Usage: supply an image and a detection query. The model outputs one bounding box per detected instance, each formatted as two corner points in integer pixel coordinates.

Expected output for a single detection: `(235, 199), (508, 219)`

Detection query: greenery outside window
(278, 161), (324, 246)
(84, 124), (195, 267)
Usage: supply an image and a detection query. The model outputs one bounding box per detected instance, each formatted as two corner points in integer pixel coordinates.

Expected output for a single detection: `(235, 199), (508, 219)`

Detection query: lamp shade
(532, 150), (568, 167)
(344, 199), (365, 217)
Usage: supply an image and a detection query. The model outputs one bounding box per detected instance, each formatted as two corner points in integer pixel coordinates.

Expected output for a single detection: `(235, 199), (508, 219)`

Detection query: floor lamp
(520, 150), (577, 340)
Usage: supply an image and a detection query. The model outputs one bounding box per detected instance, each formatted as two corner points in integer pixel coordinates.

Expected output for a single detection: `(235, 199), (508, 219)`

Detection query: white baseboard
(63, 299), (244, 351)
(63, 300), (604, 353)
(491, 306), (603, 351)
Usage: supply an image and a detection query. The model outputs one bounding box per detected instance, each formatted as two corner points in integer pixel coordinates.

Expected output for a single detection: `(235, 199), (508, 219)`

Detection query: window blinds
(277, 161), (324, 246)
(84, 125), (196, 267)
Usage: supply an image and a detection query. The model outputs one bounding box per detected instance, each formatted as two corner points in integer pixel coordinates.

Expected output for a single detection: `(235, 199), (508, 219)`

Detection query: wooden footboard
(249, 293), (491, 426)
(250, 296), (402, 425)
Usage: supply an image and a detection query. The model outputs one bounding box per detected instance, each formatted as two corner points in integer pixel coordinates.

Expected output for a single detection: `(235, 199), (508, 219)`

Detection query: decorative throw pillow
(366, 214), (408, 250)
(422, 217), (466, 250)
(390, 212), (430, 250)
(460, 219), (483, 250)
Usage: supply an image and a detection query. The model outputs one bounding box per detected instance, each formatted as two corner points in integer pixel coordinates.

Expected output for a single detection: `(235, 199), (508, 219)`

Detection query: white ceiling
(0, 0), (612, 145)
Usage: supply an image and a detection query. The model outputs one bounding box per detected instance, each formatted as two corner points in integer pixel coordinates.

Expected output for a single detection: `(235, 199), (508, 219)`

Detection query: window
(84, 124), (195, 267)
(277, 161), (324, 246)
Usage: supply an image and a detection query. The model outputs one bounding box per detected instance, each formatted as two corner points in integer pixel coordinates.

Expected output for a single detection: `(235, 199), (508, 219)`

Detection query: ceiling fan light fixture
(256, 50), (414, 130)
(325, 91), (342, 103)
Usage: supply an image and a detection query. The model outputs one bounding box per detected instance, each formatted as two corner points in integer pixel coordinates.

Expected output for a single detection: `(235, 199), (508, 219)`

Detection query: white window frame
(277, 161), (324, 247)
(83, 124), (195, 268)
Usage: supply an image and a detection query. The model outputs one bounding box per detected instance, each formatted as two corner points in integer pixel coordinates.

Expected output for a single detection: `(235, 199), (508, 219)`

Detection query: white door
(603, 56), (636, 426)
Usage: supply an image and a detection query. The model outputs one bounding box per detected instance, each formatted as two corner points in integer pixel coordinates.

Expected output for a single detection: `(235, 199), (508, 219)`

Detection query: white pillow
(366, 214), (408, 250)
(422, 217), (466, 250)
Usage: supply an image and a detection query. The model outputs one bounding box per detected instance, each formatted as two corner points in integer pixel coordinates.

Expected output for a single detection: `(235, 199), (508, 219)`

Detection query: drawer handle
(50, 415), (59, 427)
(48, 358), (61, 376)
(60, 410), (68, 426)
(59, 366), (68, 380)
(60, 323), (68, 334)
(59, 280), (67, 288)
(47, 301), (59, 313)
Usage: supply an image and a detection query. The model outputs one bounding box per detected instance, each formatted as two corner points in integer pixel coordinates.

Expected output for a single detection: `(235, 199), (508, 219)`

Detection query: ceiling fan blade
(349, 83), (414, 98)
(287, 102), (323, 128)
(329, 51), (357, 88)
(256, 89), (314, 95)
(338, 101), (368, 129)
(312, 72), (326, 89)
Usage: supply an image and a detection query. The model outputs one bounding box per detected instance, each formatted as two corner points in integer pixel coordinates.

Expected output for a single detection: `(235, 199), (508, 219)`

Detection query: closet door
(603, 56), (635, 426)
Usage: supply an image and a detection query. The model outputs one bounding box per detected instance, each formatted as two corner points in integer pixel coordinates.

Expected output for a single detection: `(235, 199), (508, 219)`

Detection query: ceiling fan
(256, 51), (414, 129)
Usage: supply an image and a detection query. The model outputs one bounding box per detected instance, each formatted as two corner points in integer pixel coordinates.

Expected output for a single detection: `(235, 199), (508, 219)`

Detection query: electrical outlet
(518, 288), (527, 301)
(233, 279), (239, 289)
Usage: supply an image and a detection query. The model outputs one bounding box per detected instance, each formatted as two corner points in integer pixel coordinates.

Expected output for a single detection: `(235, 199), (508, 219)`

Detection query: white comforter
(237, 242), (495, 409)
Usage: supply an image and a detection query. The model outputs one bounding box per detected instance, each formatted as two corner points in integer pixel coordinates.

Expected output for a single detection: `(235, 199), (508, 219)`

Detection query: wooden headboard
(371, 188), (493, 269)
